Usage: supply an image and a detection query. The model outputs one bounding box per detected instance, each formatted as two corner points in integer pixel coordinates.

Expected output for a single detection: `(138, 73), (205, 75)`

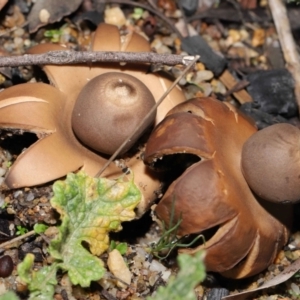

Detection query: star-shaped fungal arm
(0, 83), (85, 188)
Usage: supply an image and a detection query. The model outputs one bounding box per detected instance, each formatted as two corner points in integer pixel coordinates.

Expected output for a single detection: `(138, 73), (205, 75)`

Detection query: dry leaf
(107, 249), (132, 287)
(251, 28), (265, 47)
(27, 0), (83, 33)
(222, 258), (300, 299)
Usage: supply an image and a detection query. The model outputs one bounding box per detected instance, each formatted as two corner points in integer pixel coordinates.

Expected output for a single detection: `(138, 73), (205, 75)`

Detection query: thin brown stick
(219, 70), (253, 104)
(269, 0), (300, 111)
(0, 50), (195, 67)
(96, 55), (200, 177)
(0, 230), (35, 251)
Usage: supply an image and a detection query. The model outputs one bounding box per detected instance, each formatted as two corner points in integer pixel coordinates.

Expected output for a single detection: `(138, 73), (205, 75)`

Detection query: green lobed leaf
(49, 171), (141, 287)
(17, 253), (35, 285)
(148, 251), (206, 300)
(0, 291), (20, 300)
(17, 253), (58, 300)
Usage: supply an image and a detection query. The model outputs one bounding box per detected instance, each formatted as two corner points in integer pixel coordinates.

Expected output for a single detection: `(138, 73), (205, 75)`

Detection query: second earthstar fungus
(0, 23), (185, 214)
(144, 97), (292, 279)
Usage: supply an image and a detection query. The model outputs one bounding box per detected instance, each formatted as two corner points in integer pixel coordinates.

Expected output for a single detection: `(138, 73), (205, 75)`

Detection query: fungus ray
(5, 132), (84, 189)
(0, 83), (64, 131)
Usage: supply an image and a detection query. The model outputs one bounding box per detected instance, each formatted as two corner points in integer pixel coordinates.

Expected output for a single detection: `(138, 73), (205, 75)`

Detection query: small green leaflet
(109, 240), (128, 255)
(33, 223), (49, 234)
(148, 251), (206, 300)
(17, 253), (58, 300)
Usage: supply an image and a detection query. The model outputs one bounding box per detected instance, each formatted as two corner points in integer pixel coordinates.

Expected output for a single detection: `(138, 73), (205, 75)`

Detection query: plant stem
(269, 0), (300, 112)
(0, 230), (35, 252)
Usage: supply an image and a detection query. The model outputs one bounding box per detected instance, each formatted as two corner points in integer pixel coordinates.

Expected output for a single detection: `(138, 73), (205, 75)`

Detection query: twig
(0, 230), (35, 252)
(269, 0), (300, 111)
(0, 50), (194, 67)
(219, 70), (253, 104)
(0, 230), (9, 237)
(176, 0), (189, 37)
(96, 55), (200, 177)
(222, 79), (250, 98)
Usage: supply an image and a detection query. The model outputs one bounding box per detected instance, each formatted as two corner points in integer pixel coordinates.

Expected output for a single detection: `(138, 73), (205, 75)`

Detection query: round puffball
(72, 72), (156, 155)
(241, 123), (300, 203)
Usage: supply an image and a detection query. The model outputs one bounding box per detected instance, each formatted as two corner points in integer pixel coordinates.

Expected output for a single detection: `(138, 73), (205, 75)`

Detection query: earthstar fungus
(144, 97), (290, 278)
(0, 23), (185, 214)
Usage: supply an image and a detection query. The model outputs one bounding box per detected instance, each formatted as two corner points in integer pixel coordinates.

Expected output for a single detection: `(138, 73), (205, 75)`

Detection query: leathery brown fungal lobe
(72, 72), (157, 155)
(242, 123), (300, 203)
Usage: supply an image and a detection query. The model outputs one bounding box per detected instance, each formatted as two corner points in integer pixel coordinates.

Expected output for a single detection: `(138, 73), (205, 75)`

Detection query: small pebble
(26, 192), (35, 202)
(14, 37), (24, 49)
(148, 259), (166, 273)
(0, 255), (14, 278)
(0, 167), (6, 177)
(211, 79), (227, 94)
(193, 70), (214, 83)
(39, 9), (50, 23)
(151, 38), (172, 54)
(13, 28), (25, 37)
(9, 223), (14, 235)
(198, 82), (213, 96)
(148, 272), (158, 286)
(290, 282), (300, 295)
(7, 207), (15, 214)
(13, 190), (22, 198)
(104, 7), (126, 27)
(0, 282), (6, 295)
(161, 34), (176, 47)
(161, 269), (171, 282)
